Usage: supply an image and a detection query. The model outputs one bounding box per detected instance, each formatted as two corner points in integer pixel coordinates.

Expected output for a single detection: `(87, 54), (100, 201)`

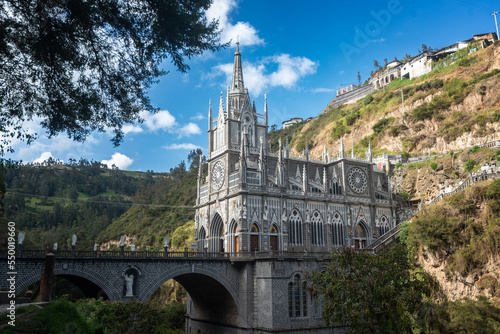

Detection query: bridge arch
(139, 263), (240, 326)
(16, 265), (119, 301)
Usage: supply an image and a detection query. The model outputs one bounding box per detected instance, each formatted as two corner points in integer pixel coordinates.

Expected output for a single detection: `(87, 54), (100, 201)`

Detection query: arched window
(198, 226), (207, 249)
(288, 209), (303, 245)
(311, 211), (324, 246)
(210, 214), (224, 253)
(288, 274), (308, 318)
(270, 224), (279, 251)
(229, 219), (238, 253)
(329, 174), (342, 194)
(332, 212), (344, 247)
(379, 216), (390, 235)
(354, 221), (368, 249)
(331, 180), (342, 195)
(250, 223), (259, 252)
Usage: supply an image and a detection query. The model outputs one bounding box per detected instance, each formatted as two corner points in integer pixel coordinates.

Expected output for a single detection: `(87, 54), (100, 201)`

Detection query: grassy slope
(269, 42), (500, 159)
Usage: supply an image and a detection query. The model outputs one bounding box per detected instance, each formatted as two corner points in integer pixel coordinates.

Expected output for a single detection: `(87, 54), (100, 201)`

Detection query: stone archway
(139, 264), (240, 327)
(354, 221), (368, 249)
(16, 265), (119, 301)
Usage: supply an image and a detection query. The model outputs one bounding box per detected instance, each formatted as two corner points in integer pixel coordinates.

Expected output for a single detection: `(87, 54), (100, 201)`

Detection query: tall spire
(231, 42), (245, 92)
(208, 99), (212, 131)
(259, 137), (264, 171)
(218, 92), (225, 121)
(340, 136), (345, 159)
(368, 141), (372, 163)
(264, 94), (268, 126)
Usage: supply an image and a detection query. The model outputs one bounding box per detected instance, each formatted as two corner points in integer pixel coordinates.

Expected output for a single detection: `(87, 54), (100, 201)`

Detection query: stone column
(37, 253), (55, 302)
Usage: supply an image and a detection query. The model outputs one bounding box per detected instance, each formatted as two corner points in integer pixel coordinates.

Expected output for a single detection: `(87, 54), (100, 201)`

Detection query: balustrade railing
(1, 249), (333, 260)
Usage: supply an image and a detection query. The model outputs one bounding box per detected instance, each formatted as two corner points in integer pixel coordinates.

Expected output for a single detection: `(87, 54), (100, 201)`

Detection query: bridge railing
(3, 249), (335, 260)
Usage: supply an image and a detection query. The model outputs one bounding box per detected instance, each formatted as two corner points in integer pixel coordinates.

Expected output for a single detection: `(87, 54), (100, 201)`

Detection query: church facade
(194, 44), (396, 256)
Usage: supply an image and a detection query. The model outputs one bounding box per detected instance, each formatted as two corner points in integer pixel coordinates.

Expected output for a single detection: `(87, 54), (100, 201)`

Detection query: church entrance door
(270, 235), (278, 251)
(250, 235), (259, 252)
(354, 222), (368, 249)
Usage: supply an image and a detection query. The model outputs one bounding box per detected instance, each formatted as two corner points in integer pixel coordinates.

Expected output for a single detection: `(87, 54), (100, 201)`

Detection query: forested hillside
(0, 151), (204, 250)
(97, 156), (206, 251)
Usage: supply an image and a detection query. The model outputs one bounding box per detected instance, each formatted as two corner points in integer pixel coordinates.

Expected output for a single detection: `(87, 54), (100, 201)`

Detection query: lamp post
(120, 235), (125, 256)
(18, 232), (25, 254)
(71, 234), (77, 255)
(164, 236), (169, 257)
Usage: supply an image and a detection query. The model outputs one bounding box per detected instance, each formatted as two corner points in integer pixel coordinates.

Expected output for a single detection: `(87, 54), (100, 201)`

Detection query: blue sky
(7, 0), (499, 172)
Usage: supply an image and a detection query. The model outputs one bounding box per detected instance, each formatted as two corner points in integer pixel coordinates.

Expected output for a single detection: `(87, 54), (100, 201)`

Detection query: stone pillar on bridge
(37, 253), (55, 302)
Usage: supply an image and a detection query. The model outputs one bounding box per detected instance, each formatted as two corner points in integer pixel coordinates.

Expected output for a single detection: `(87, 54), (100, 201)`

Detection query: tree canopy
(311, 245), (433, 334)
(0, 0), (226, 152)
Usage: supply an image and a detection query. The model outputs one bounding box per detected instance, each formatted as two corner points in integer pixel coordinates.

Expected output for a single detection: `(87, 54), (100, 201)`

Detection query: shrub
(331, 123), (347, 140)
(465, 159), (476, 172)
(364, 95), (373, 106)
(432, 94), (452, 110)
(470, 68), (500, 84)
(372, 117), (394, 134)
(457, 56), (475, 67)
(434, 297), (500, 333)
(344, 112), (359, 126)
(406, 207), (460, 253)
(389, 126), (400, 137)
(431, 78), (444, 89)
(411, 103), (434, 121)
(470, 145), (480, 153)
(476, 113), (487, 125)
(430, 162), (438, 170)
(492, 109), (500, 122)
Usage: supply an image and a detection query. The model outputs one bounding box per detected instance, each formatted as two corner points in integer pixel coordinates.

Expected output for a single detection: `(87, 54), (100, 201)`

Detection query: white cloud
(15, 131), (98, 163)
(310, 88), (336, 93)
(206, 0), (264, 46)
(178, 123), (202, 137)
(190, 114), (205, 121)
(122, 124), (143, 134)
(210, 55), (318, 96)
(241, 62), (269, 96)
(139, 110), (176, 131)
(269, 54), (318, 88)
(33, 152), (55, 164)
(163, 143), (202, 150)
(101, 152), (134, 170)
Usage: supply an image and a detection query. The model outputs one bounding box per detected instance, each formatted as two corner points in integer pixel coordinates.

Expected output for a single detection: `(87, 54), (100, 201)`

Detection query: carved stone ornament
(348, 167), (368, 194)
(212, 160), (225, 189)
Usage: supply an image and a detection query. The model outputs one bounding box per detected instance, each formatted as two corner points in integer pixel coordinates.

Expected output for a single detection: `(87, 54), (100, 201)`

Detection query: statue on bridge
(124, 273), (134, 297)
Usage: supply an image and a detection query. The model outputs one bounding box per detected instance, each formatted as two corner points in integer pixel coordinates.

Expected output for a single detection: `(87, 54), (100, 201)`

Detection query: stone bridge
(0, 249), (341, 334)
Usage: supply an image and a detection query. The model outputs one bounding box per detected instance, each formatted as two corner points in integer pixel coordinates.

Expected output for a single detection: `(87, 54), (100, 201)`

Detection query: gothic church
(194, 44), (395, 255)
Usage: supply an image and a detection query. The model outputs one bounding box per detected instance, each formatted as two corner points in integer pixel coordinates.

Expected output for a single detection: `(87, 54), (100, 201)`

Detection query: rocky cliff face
(419, 249), (500, 301)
